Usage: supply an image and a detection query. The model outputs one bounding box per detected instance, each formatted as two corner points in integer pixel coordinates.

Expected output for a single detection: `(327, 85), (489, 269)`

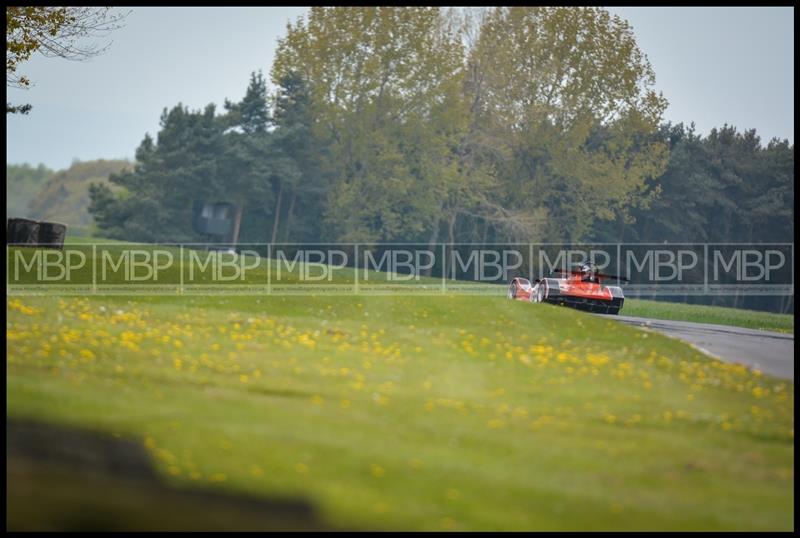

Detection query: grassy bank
(623, 299), (794, 334)
(7, 296), (793, 529)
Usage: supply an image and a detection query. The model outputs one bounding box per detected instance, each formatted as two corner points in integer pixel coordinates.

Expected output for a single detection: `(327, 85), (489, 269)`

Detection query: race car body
(509, 263), (627, 315)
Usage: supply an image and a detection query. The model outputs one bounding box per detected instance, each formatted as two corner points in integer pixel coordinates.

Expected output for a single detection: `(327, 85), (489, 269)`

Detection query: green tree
(89, 73), (301, 246)
(468, 7), (669, 242)
(224, 71), (270, 135)
(272, 7), (468, 243)
(270, 70), (329, 242)
(616, 124), (721, 306)
(221, 71), (278, 244)
(90, 104), (228, 242)
(751, 138), (793, 242)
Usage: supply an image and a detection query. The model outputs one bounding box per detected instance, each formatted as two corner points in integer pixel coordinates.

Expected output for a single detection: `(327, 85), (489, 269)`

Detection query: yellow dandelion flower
(370, 464), (385, 478)
(249, 465), (263, 477)
(294, 463), (309, 475)
(487, 418), (503, 430)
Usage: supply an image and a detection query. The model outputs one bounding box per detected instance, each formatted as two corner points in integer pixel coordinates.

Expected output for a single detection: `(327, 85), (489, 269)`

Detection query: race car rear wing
(551, 268), (630, 282)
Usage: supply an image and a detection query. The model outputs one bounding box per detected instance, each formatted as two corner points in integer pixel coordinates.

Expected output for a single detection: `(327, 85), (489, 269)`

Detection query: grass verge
(623, 298), (793, 334)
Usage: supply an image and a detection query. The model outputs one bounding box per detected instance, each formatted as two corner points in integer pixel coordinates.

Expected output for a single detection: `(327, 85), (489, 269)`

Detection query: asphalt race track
(598, 315), (795, 381)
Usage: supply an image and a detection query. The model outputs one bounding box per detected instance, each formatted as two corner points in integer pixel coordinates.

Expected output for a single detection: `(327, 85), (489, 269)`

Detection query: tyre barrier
(7, 218), (67, 249)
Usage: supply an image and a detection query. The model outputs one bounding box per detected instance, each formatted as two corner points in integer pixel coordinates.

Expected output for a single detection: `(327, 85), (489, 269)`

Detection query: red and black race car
(508, 263), (628, 315)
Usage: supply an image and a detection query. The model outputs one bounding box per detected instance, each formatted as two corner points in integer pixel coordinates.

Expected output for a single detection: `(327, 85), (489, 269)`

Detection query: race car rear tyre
(607, 298), (623, 315)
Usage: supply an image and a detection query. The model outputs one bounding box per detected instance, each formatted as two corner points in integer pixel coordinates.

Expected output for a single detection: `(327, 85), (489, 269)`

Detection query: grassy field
(624, 298), (794, 334)
(6, 243), (795, 530)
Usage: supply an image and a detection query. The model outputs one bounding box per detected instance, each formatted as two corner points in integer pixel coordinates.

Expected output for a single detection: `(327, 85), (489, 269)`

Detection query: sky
(6, 6), (794, 171)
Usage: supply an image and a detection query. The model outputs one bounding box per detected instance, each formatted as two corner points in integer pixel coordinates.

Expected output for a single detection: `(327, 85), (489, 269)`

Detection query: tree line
(7, 163), (53, 216)
(613, 123), (793, 314)
(8, 159), (130, 232)
(87, 7), (793, 312)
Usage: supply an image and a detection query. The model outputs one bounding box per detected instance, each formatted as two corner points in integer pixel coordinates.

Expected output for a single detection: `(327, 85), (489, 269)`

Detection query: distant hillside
(7, 164), (54, 218)
(27, 159), (131, 229)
